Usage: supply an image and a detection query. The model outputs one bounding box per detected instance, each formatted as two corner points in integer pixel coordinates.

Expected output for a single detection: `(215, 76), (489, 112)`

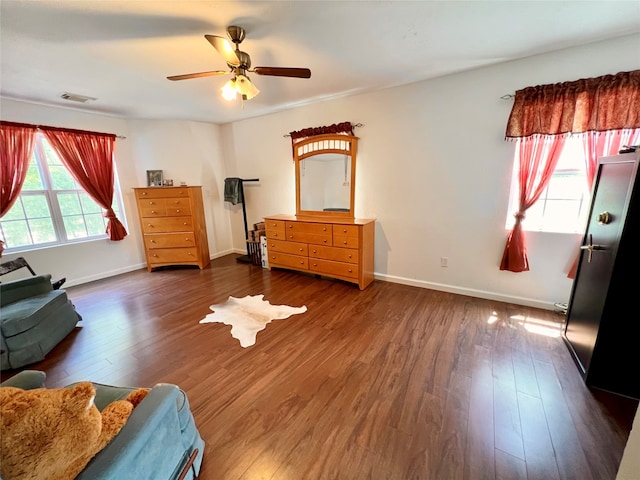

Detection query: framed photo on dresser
(146, 170), (163, 187)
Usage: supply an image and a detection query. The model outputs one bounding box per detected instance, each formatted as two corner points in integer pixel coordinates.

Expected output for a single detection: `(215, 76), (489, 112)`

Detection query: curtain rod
(0, 120), (126, 139)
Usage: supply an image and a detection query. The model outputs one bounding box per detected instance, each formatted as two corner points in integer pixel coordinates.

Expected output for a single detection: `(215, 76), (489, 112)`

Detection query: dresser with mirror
(264, 132), (375, 289)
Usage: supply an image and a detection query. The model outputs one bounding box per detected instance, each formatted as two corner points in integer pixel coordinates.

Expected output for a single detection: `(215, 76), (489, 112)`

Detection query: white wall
(222, 33), (640, 309)
(0, 101), (234, 285)
(3, 34), (638, 306)
(126, 119), (233, 257)
(617, 406), (640, 480)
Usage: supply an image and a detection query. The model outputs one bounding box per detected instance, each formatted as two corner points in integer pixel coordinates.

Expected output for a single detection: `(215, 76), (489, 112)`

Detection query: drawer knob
(289, 235), (293, 239)
(142, 192), (148, 195)
(300, 261), (304, 265)
(323, 227), (327, 231)
(289, 225), (293, 229)
(183, 222), (188, 225)
(323, 239), (327, 243)
(271, 244), (275, 247)
(313, 250), (317, 253)
(343, 241), (347, 245)
(152, 254), (158, 257)
(149, 201), (155, 205)
(151, 210), (156, 214)
(343, 229), (347, 233)
(273, 233), (278, 237)
(348, 269), (353, 273)
(148, 224), (153, 227)
(348, 254), (352, 258)
(176, 209), (180, 213)
(299, 248), (303, 252)
(313, 263), (317, 267)
(150, 239), (156, 243)
(272, 223), (277, 227)
(271, 256), (276, 260)
(188, 252), (193, 256)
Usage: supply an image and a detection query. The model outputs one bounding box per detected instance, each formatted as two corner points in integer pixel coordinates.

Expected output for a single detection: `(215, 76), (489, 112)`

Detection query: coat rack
(223, 177), (259, 263)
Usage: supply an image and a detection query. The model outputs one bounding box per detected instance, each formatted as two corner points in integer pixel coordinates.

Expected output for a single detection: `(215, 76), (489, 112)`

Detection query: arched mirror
(294, 133), (358, 218)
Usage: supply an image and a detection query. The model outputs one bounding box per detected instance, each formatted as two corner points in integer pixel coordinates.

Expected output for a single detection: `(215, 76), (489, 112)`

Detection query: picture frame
(146, 170), (164, 187)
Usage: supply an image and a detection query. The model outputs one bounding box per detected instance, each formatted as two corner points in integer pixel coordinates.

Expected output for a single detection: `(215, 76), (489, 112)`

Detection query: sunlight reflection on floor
(486, 311), (564, 337)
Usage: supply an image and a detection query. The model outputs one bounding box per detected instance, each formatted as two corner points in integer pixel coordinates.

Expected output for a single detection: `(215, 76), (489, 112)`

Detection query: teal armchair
(1, 274), (81, 370)
(1, 370), (205, 480)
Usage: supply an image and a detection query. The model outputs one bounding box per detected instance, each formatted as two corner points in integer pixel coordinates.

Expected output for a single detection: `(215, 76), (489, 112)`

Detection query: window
(505, 135), (591, 234)
(0, 133), (126, 251)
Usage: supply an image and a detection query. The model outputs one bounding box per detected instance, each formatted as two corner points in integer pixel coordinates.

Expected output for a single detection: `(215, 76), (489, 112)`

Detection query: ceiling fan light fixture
(221, 78), (238, 101)
(235, 74), (259, 100)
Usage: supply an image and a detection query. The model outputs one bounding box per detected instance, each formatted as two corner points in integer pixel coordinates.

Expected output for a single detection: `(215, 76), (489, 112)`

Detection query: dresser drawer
(265, 219), (285, 231)
(267, 239), (308, 256)
(309, 258), (359, 279)
(139, 205), (167, 217)
(333, 235), (359, 249)
(164, 205), (191, 217)
(286, 232), (332, 245)
(142, 217), (194, 233)
(148, 247), (199, 264)
(333, 225), (360, 237)
(285, 221), (332, 235)
(144, 233), (196, 249)
(309, 245), (359, 264)
(136, 188), (191, 199)
(269, 252), (309, 270)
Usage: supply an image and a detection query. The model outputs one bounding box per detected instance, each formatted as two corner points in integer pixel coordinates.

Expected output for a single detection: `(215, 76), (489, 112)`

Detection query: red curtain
(566, 128), (640, 277)
(503, 70), (640, 273)
(500, 134), (567, 272)
(0, 122), (37, 217)
(43, 129), (127, 241)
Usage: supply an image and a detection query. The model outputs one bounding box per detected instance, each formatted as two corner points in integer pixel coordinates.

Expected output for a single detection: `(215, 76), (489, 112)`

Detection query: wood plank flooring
(3, 255), (637, 480)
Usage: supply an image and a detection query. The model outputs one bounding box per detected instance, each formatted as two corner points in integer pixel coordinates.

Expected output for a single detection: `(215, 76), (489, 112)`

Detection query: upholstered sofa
(1, 274), (81, 370)
(0, 370), (205, 479)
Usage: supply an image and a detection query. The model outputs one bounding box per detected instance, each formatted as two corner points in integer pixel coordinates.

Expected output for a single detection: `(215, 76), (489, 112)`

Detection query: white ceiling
(1, 1), (639, 125)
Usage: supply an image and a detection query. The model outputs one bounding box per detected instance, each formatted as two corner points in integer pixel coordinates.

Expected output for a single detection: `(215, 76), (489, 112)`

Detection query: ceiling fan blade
(253, 67), (311, 79)
(205, 34), (241, 67)
(167, 71), (229, 81)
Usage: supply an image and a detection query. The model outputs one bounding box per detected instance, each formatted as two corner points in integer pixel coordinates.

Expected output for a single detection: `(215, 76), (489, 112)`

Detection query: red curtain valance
(505, 70), (640, 138)
(289, 122), (354, 142)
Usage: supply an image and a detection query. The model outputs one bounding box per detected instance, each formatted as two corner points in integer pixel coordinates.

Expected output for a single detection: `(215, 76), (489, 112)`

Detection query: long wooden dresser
(133, 186), (210, 272)
(264, 214), (375, 290)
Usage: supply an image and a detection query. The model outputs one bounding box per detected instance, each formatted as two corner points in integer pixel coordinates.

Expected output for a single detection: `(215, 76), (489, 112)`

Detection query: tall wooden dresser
(133, 186), (210, 272)
(264, 214), (375, 290)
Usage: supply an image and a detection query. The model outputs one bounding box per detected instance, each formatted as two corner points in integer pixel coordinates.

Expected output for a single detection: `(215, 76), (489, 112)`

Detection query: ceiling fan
(167, 26), (311, 102)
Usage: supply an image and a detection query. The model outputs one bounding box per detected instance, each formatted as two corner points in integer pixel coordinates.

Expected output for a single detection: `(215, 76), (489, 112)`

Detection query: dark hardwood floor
(3, 255), (637, 479)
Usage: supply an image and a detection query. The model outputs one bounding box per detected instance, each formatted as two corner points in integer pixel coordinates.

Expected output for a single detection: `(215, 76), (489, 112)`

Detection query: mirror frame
(294, 133), (358, 218)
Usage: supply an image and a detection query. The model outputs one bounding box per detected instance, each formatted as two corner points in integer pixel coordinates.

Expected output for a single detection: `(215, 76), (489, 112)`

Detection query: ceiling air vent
(60, 92), (97, 103)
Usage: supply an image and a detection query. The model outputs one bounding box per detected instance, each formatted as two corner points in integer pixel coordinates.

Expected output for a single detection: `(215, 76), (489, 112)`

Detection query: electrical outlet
(440, 257), (449, 267)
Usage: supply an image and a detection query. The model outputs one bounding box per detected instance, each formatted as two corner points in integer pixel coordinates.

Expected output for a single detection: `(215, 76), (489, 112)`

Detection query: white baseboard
(64, 249), (240, 287)
(62, 255), (555, 311)
(65, 263), (146, 288)
(374, 272), (556, 310)
(211, 248), (238, 259)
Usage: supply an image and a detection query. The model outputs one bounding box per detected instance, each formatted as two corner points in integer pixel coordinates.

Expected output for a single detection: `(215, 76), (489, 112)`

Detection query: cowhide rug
(199, 294), (307, 347)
